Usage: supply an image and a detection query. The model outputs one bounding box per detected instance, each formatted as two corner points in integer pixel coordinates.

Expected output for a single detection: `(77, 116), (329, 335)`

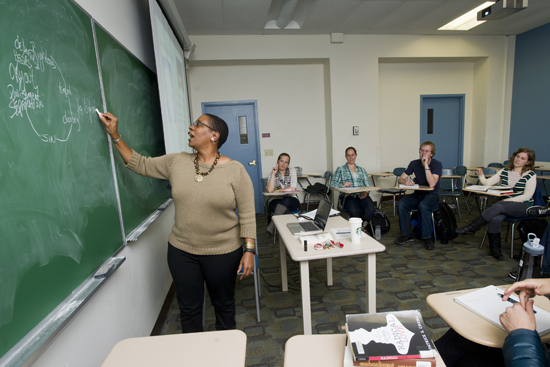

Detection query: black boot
(488, 232), (504, 261)
(455, 216), (488, 235)
(266, 204), (289, 235)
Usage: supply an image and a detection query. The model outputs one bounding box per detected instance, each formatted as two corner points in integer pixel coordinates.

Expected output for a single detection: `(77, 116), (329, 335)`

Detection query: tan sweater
(126, 151), (256, 255)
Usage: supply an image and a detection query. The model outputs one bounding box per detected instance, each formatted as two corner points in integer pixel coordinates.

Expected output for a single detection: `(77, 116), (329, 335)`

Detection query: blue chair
(377, 167), (406, 216)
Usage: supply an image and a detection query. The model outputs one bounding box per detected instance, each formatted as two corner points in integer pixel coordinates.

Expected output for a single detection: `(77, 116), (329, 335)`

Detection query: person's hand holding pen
(476, 168), (484, 176)
(405, 177), (415, 186)
(499, 301), (537, 333)
(343, 182), (352, 188)
(503, 278), (550, 304)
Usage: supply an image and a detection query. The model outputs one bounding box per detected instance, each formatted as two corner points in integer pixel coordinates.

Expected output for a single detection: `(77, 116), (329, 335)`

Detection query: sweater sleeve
(504, 173), (537, 203)
(502, 329), (549, 367)
(125, 150), (178, 180)
(290, 167), (298, 189)
(479, 169), (503, 186)
(234, 164), (257, 240)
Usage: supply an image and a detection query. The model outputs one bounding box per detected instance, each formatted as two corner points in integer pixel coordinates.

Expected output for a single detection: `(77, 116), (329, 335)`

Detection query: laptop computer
(286, 198), (332, 236)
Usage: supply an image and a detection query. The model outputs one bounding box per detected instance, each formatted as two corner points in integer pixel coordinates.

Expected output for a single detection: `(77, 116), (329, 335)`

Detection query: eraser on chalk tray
(94, 263), (115, 279)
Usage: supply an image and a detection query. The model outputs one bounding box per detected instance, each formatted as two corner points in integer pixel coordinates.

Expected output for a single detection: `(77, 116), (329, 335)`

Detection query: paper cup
(349, 217), (362, 243)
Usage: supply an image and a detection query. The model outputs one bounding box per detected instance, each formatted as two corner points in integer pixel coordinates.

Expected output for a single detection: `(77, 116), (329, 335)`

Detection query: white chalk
(95, 108), (102, 117)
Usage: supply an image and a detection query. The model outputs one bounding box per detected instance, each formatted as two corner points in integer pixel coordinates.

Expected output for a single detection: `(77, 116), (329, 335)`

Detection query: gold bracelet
(245, 242), (255, 250)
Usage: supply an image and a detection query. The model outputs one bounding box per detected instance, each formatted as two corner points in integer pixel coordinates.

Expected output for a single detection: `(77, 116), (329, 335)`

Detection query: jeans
(481, 201), (530, 233)
(167, 244), (243, 333)
(396, 192), (439, 239)
(268, 196), (300, 214)
(342, 195), (375, 221)
(435, 328), (504, 367)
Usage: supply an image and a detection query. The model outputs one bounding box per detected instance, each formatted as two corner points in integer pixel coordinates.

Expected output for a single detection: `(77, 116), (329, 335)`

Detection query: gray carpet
(161, 200), (520, 366)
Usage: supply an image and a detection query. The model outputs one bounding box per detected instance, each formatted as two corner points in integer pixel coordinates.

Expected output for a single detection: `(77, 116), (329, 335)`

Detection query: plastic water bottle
(375, 225), (381, 240)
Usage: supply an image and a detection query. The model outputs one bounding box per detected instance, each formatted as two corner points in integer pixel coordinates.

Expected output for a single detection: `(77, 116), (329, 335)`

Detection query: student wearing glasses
(395, 141), (442, 250)
(98, 112), (256, 333)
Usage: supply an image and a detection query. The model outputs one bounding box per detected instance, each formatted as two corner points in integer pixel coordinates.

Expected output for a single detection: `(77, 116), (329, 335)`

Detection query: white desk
(101, 330), (247, 367)
(272, 215), (386, 335)
(284, 334), (447, 367)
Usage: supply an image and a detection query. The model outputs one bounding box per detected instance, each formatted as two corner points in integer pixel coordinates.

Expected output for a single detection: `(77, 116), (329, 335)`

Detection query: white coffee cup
(349, 217), (362, 243)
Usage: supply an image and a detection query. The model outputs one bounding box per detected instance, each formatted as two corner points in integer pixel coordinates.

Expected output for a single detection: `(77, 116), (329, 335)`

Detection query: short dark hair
(345, 147), (357, 155)
(420, 141), (436, 156)
(509, 147), (536, 174)
(204, 114), (229, 149)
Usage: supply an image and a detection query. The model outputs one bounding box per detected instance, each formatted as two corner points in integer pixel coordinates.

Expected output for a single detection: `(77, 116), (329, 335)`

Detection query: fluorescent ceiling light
(439, 2), (495, 31)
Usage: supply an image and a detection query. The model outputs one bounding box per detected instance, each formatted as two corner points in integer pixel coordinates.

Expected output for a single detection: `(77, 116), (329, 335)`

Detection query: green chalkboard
(0, 0), (122, 357)
(96, 25), (170, 236)
(0, 0), (170, 360)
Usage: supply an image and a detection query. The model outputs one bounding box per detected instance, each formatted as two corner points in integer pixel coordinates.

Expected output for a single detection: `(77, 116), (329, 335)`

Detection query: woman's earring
(211, 137), (215, 144)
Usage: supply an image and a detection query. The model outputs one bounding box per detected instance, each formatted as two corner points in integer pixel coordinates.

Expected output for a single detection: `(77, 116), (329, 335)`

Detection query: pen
(337, 231), (350, 234)
(498, 293), (536, 313)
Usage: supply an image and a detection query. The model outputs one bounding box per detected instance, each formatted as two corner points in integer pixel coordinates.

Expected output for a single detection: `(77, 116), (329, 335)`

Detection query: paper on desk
(399, 184), (419, 189)
(300, 208), (340, 220)
(331, 228), (367, 240)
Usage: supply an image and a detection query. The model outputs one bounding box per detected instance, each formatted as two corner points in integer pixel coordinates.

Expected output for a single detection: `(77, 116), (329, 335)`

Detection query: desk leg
(326, 258), (333, 286)
(365, 254), (377, 313)
(300, 260), (312, 335)
(280, 237), (288, 292)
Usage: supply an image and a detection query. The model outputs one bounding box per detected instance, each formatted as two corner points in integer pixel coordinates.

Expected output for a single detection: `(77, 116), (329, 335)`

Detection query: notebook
(286, 198), (332, 236)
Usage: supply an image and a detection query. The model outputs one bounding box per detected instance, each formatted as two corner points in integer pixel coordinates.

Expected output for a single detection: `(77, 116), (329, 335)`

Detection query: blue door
(202, 101), (263, 213)
(420, 95), (464, 169)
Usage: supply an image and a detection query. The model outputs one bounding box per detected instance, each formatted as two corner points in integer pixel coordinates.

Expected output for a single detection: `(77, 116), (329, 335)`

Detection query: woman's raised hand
(98, 112), (119, 140)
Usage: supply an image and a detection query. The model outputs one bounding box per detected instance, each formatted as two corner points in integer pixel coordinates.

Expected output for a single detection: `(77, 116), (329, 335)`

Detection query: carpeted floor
(160, 199), (520, 366)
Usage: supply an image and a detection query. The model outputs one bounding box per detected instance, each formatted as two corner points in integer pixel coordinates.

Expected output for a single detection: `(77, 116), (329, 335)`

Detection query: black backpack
(365, 209), (391, 236)
(436, 202), (458, 244)
(518, 218), (548, 243)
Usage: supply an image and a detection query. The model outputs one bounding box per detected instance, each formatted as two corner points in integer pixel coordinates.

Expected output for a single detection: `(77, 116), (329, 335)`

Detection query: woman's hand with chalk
(96, 110), (119, 140)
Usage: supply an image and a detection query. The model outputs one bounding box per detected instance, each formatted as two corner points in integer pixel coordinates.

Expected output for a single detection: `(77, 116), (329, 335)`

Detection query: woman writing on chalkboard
(98, 112), (256, 333)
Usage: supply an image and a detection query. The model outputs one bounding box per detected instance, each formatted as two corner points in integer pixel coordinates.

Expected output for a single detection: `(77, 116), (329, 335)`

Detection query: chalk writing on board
(7, 35), (99, 143)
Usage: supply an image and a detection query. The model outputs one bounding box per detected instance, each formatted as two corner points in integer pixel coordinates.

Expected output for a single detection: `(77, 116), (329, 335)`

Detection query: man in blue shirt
(395, 141), (442, 250)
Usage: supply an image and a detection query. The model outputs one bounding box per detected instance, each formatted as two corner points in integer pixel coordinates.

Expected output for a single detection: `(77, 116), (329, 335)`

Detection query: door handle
(248, 160), (257, 166)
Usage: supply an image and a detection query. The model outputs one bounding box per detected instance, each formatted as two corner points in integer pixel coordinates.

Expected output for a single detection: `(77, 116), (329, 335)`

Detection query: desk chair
(488, 162), (504, 169)
(409, 207), (438, 241)
(203, 246), (261, 326)
(470, 168), (498, 212)
(439, 168), (462, 221)
(303, 171), (332, 211)
(377, 167), (406, 216)
(480, 217), (535, 259)
(455, 165), (470, 213)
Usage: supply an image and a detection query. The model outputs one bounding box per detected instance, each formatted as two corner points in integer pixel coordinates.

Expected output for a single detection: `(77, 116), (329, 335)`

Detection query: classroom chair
(377, 167), (406, 216)
(439, 168), (462, 221)
(409, 207), (438, 242)
(303, 171), (332, 211)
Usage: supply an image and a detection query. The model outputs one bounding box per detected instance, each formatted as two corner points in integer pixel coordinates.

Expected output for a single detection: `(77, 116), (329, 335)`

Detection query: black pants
(167, 244), (243, 333)
(268, 196), (300, 214)
(342, 195), (375, 222)
(435, 328), (505, 367)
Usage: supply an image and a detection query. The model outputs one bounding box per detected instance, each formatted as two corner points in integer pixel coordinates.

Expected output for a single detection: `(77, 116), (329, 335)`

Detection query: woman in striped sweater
(456, 147), (537, 260)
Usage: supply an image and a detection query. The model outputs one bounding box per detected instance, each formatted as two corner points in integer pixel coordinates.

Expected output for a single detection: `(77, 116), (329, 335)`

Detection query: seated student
(331, 147), (375, 228)
(435, 278), (550, 367)
(395, 141), (442, 250)
(265, 153), (301, 235)
(456, 147), (537, 260)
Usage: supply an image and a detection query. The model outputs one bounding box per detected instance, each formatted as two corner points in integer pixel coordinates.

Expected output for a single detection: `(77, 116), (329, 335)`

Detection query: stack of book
(466, 185), (514, 195)
(344, 310), (438, 367)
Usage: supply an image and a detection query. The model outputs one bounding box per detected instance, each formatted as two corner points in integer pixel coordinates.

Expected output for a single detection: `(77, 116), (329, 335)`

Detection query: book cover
(487, 189), (514, 195)
(454, 285), (550, 335)
(346, 310), (437, 362)
(344, 340), (436, 367)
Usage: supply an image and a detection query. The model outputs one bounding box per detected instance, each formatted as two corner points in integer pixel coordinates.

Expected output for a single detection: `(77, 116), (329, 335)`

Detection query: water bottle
(516, 233), (544, 281)
(375, 225), (381, 240)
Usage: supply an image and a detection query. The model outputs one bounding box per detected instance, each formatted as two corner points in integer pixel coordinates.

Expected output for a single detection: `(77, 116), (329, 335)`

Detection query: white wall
(187, 34), (516, 177)
(30, 0), (175, 366)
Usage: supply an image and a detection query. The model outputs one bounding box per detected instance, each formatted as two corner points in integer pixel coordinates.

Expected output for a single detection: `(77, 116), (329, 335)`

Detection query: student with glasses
(98, 112), (256, 333)
(395, 141), (442, 250)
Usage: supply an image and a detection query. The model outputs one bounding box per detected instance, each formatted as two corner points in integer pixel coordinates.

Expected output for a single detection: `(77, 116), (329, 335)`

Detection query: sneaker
(395, 234), (415, 245)
(526, 206), (550, 217)
(509, 270), (518, 280)
(424, 238), (435, 250)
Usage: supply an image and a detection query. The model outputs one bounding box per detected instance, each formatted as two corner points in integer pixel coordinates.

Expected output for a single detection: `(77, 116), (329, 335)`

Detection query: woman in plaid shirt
(331, 147), (375, 226)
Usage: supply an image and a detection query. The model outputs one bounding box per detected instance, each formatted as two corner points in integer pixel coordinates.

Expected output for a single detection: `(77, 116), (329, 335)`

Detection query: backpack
(365, 209), (391, 236)
(436, 202), (458, 244)
(410, 211), (433, 240)
(518, 218), (548, 243)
